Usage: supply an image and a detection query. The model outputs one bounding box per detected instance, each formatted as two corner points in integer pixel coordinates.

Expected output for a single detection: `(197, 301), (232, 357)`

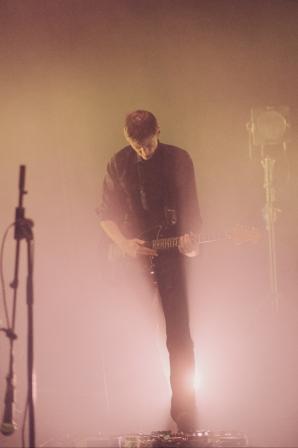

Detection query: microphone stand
(1, 165), (36, 447)
(25, 229), (35, 448)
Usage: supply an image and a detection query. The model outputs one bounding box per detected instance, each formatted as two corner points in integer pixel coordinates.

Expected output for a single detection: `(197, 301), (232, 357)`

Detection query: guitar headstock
(227, 224), (261, 245)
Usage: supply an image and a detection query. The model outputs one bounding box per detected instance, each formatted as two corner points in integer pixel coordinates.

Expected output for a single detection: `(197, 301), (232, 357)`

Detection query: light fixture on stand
(246, 106), (290, 309)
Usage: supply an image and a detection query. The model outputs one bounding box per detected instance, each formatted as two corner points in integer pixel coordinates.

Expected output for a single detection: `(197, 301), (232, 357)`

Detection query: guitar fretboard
(150, 234), (229, 251)
(151, 237), (180, 250)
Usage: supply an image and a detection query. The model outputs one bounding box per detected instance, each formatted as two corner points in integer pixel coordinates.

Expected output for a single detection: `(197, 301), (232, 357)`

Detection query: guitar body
(108, 224), (182, 285)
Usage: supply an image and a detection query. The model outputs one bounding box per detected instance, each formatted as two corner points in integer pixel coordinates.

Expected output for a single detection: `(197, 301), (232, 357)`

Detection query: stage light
(249, 106), (290, 147)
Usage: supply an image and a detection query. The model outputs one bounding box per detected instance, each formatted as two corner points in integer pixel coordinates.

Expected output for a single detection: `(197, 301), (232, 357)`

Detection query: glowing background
(0, 0), (298, 446)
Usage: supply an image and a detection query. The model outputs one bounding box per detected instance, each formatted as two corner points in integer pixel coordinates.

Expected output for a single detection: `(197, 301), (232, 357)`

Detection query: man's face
(125, 130), (160, 160)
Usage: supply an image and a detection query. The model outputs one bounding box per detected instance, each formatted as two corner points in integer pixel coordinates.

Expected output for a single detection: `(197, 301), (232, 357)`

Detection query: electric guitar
(108, 224), (260, 262)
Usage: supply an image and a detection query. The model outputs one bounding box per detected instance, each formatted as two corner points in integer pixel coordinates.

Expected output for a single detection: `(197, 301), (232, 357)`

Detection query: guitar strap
(161, 147), (178, 229)
(136, 160), (149, 211)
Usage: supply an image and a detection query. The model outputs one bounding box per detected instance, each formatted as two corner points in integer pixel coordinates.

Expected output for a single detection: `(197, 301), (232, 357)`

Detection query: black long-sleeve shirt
(98, 142), (202, 239)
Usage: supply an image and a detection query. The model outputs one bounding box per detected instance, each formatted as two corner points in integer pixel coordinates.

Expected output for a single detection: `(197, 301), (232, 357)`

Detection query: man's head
(124, 110), (160, 160)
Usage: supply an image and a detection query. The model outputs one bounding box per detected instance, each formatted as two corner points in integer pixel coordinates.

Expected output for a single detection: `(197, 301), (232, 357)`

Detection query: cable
(0, 223), (15, 329)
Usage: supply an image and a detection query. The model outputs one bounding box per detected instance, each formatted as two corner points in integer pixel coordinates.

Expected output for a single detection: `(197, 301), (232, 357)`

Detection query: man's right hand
(100, 220), (158, 259)
(120, 238), (158, 258)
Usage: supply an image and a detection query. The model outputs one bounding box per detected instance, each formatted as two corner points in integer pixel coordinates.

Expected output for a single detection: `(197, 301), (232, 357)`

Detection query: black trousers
(153, 252), (197, 424)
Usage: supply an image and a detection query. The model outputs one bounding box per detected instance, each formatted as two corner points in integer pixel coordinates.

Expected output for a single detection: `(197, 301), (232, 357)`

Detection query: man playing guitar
(98, 110), (202, 432)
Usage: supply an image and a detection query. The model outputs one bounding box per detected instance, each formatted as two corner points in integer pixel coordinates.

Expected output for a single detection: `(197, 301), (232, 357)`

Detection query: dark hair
(125, 110), (159, 141)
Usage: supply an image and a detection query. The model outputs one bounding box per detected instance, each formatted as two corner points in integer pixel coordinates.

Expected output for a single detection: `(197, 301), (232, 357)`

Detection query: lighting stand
(261, 151), (281, 309)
